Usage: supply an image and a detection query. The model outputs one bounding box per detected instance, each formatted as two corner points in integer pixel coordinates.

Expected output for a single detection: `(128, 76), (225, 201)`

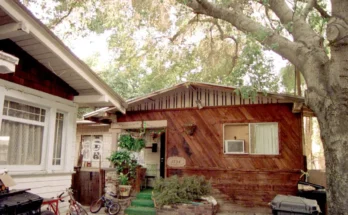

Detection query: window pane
(250, 123), (278, 155)
(3, 100), (46, 123)
(0, 120), (43, 165)
(53, 113), (64, 165)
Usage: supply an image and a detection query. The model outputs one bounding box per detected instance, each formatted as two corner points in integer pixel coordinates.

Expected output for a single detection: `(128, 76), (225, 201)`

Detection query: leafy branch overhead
(26, 0), (281, 99)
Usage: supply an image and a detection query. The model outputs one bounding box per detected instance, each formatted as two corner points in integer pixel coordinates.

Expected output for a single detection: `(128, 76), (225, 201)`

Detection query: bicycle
(41, 192), (66, 215)
(66, 188), (88, 215)
(90, 191), (121, 215)
(41, 188), (88, 215)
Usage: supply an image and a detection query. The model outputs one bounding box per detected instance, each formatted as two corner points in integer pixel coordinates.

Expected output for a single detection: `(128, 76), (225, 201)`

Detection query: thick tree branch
(313, 1), (330, 18)
(303, 0), (315, 19)
(268, 0), (322, 48)
(296, 0), (331, 18)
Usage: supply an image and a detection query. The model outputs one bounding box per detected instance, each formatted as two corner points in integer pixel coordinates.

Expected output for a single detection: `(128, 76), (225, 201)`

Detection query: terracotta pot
(119, 185), (132, 197)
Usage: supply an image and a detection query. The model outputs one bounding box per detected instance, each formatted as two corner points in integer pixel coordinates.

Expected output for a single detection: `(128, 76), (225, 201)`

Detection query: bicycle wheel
(90, 198), (103, 213)
(69, 205), (79, 215)
(108, 202), (121, 215)
(76, 203), (89, 215)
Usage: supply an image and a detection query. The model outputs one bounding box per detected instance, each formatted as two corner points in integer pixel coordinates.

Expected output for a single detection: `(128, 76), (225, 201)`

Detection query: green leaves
(152, 175), (212, 207)
(118, 134), (146, 152)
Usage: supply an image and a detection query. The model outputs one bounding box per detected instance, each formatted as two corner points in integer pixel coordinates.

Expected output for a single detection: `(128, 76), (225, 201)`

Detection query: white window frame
(0, 82), (77, 173)
(51, 111), (67, 170)
(223, 122), (279, 155)
(0, 97), (49, 171)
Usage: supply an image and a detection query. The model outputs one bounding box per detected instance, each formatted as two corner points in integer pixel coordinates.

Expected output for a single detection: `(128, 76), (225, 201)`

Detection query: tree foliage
(25, 0), (280, 99)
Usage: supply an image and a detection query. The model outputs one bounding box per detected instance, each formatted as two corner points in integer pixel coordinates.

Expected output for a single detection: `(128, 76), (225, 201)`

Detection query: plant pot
(119, 185), (132, 197)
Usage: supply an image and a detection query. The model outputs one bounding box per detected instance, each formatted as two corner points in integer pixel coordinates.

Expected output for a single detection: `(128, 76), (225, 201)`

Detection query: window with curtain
(223, 122), (279, 155)
(250, 123), (279, 155)
(52, 112), (64, 165)
(0, 100), (45, 165)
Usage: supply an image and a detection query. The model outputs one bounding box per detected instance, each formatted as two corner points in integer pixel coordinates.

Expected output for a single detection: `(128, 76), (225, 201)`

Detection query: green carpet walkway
(125, 189), (156, 215)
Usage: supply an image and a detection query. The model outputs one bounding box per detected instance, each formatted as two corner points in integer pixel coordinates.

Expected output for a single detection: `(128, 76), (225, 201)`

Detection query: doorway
(160, 132), (166, 178)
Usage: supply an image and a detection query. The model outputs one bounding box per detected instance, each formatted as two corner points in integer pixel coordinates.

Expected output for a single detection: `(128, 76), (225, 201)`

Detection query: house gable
(126, 82), (304, 112)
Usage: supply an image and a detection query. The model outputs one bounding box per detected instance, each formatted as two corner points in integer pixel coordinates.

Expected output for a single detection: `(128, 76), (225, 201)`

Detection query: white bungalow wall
(0, 81), (78, 213)
(127, 87), (283, 111)
(11, 174), (72, 212)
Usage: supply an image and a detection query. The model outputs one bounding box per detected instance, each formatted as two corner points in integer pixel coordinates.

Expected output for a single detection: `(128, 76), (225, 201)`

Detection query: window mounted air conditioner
(224, 140), (245, 154)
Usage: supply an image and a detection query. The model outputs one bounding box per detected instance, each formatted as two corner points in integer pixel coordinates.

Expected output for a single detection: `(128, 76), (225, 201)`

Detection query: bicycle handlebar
(58, 192), (65, 202)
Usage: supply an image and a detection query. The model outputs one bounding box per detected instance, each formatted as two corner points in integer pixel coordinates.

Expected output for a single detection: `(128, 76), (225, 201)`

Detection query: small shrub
(152, 175), (212, 207)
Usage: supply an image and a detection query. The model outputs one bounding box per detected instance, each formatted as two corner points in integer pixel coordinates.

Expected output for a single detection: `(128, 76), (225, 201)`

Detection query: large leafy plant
(107, 150), (131, 174)
(107, 150), (139, 181)
(152, 175), (212, 207)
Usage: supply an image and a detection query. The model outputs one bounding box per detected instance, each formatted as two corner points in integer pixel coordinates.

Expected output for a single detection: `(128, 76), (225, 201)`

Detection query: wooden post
(99, 156), (102, 197)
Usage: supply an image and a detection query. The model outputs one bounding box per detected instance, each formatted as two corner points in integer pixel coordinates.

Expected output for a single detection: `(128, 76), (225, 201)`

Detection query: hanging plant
(133, 138), (145, 152)
(119, 134), (134, 150)
(183, 123), (197, 136)
(119, 134), (146, 152)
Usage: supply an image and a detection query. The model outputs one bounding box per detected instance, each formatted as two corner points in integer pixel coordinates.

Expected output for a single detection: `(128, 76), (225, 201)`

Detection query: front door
(160, 132), (166, 178)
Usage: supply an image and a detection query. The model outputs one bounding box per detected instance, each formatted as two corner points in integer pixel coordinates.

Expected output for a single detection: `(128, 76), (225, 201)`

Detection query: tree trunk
(310, 95), (348, 214)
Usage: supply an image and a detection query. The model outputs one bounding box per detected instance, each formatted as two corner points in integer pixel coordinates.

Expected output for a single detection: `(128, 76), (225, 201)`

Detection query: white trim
(0, 93), (6, 132)
(64, 111), (76, 172)
(46, 107), (56, 172)
(0, 22), (29, 40)
(73, 95), (109, 104)
(0, 0), (126, 113)
(2, 115), (45, 126)
(0, 79), (77, 108)
(110, 120), (167, 129)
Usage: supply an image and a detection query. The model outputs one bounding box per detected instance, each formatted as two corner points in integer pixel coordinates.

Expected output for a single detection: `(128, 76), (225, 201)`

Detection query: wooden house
(0, 0), (126, 207)
(85, 82), (307, 207)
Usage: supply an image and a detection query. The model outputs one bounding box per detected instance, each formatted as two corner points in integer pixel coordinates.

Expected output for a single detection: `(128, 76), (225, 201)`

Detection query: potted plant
(118, 173), (132, 197)
(107, 150), (131, 174)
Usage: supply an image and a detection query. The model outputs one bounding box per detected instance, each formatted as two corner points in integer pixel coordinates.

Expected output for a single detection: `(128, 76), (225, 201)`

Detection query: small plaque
(167, 156), (186, 167)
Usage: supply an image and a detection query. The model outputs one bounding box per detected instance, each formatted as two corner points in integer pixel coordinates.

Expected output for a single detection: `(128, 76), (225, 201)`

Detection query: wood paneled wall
(118, 103), (304, 206)
(0, 39), (78, 100)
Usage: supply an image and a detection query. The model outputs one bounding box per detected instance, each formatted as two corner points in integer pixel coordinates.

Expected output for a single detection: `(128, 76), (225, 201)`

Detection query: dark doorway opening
(160, 132), (166, 178)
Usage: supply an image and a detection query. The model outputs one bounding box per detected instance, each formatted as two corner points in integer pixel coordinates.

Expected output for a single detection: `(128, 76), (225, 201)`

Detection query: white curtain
(251, 123), (278, 154)
(0, 120), (43, 165)
(53, 113), (64, 165)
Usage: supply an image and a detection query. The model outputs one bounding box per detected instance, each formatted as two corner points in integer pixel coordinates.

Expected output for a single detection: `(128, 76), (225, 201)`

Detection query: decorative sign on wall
(81, 135), (103, 162)
(167, 156), (186, 167)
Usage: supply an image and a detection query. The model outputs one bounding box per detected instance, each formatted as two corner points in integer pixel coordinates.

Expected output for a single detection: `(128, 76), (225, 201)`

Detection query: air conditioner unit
(224, 140), (245, 154)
